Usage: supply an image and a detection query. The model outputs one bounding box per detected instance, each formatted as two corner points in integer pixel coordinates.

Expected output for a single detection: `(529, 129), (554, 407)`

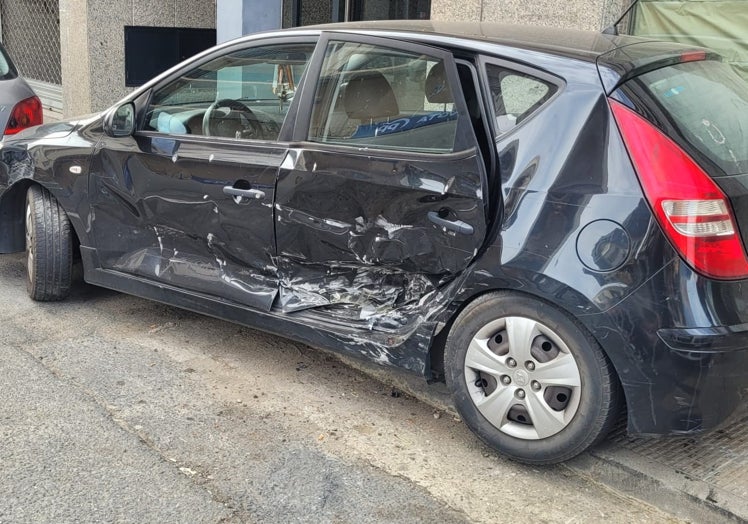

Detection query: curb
(569, 446), (746, 523)
(337, 353), (746, 523)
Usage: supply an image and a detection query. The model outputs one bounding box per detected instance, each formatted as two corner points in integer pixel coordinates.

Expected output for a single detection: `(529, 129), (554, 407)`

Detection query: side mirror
(104, 103), (136, 137)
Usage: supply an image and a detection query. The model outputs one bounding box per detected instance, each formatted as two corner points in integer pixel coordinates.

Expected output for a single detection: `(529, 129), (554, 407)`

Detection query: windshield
(638, 59), (748, 176)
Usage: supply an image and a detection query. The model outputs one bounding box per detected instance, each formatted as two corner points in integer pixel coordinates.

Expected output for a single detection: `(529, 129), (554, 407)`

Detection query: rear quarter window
(639, 60), (748, 176)
(485, 64), (558, 135)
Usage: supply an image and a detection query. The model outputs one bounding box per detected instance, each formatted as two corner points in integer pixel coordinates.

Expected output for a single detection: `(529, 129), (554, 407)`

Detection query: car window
(308, 41), (459, 154)
(485, 65), (557, 134)
(143, 43), (314, 141)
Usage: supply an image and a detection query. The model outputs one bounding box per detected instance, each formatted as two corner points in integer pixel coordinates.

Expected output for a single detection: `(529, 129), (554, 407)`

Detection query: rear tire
(25, 185), (73, 301)
(444, 291), (621, 464)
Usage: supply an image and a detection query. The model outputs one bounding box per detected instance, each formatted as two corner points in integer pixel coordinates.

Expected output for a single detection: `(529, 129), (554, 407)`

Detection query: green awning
(631, 0), (748, 80)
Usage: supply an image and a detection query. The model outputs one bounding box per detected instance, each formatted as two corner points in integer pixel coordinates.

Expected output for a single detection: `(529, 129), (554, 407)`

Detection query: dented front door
(274, 34), (487, 328)
(90, 135), (283, 311)
(88, 40), (316, 311)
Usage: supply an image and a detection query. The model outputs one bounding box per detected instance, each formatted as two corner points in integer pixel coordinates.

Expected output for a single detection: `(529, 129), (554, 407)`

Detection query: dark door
(274, 34), (487, 326)
(89, 41), (316, 311)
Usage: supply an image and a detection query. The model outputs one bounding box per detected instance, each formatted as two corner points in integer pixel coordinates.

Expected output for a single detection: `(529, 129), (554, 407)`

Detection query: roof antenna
(602, 0), (640, 35)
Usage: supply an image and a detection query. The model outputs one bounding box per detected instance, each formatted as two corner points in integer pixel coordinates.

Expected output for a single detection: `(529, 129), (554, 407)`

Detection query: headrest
(425, 62), (453, 104)
(343, 71), (399, 120)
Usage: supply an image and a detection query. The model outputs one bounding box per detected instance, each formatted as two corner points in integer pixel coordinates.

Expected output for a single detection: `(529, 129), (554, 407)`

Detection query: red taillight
(680, 50), (707, 63)
(610, 99), (748, 280)
(4, 95), (43, 135)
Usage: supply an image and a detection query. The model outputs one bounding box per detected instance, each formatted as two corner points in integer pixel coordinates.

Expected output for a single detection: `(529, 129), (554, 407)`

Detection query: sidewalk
(576, 406), (747, 523)
(343, 354), (748, 523)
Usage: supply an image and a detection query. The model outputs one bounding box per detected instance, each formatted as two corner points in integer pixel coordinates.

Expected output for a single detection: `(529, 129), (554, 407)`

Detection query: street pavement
(0, 252), (721, 523)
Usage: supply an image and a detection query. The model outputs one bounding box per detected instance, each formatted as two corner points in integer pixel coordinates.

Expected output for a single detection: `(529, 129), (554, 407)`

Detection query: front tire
(445, 292), (621, 464)
(25, 185), (73, 301)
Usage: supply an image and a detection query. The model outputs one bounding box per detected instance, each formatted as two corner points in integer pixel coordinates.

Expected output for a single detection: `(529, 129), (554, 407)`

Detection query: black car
(1, 21), (746, 464)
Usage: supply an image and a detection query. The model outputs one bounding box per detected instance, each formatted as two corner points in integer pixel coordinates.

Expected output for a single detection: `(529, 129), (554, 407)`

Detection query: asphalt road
(0, 252), (679, 523)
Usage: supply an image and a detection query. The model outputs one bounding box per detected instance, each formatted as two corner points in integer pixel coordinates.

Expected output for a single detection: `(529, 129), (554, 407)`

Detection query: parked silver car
(0, 42), (42, 137)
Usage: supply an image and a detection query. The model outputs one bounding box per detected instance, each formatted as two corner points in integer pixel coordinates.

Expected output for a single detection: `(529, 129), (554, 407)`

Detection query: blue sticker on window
(351, 111), (457, 139)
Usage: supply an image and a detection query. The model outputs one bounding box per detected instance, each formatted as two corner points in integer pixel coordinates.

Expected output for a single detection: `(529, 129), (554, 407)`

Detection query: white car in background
(0, 42), (42, 138)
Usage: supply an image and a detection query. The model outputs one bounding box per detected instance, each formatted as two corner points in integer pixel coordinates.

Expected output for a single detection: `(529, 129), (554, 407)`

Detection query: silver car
(0, 42), (42, 137)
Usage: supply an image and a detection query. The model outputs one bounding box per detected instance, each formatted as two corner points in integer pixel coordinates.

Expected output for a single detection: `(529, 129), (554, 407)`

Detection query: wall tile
(431, 0), (483, 22)
(177, 0), (216, 29)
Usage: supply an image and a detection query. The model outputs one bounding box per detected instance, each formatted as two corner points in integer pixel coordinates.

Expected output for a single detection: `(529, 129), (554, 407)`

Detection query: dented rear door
(274, 33), (488, 325)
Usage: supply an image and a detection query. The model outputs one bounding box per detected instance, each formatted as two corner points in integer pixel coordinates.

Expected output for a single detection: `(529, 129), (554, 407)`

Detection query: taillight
(610, 99), (748, 280)
(4, 95), (43, 135)
(680, 50), (707, 63)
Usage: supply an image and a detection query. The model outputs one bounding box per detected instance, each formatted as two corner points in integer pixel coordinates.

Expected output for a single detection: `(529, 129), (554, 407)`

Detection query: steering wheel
(202, 99), (263, 139)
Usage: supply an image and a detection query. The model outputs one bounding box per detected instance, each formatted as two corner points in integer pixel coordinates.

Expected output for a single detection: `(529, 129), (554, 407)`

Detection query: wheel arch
(0, 180), (82, 255)
(428, 280), (629, 413)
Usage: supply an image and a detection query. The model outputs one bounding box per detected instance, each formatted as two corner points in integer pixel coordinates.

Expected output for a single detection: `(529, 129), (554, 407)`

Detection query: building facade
(0, 0), (626, 119)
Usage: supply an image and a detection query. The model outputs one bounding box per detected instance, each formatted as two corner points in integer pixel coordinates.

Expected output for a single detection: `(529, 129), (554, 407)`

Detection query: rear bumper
(590, 261), (748, 437)
(627, 334), (747, 436)
(658, 324), (748, 353)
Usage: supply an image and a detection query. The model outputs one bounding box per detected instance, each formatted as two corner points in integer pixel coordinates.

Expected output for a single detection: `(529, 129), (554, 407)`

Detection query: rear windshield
(639, 60), (748, 176)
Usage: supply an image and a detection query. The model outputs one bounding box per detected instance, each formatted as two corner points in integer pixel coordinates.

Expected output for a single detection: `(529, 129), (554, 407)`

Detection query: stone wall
(432, 0), (629, 31)
(60, 0), (216, 118)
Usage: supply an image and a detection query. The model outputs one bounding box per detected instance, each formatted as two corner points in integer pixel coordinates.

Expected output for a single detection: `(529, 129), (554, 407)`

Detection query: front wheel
(444, 292), (621, 464)
(25, 185), (73, 301)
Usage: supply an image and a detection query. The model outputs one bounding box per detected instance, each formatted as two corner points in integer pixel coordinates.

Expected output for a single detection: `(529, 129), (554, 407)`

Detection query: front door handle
(223, 186), (266, 200)
(428, 211), (474, 235)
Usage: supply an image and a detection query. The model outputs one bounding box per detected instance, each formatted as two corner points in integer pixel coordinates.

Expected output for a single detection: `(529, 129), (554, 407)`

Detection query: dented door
(90, 135), (283, 311)
(274, 34), (488, 326)
(88, 41), (316, 311)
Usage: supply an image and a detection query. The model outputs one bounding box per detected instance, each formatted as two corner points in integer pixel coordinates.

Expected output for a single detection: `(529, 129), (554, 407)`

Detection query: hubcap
(464, 316), (582, 440)
(25, 202), (34, 281)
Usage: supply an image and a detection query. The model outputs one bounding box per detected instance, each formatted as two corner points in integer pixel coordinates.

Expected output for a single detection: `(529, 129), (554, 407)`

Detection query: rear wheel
(445, 292), (621, 464)
(25, 185), (73, 301)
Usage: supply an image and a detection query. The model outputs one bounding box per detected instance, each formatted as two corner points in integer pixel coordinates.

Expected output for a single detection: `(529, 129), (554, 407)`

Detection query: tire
(445, 291), (621, 465)
(25, 185), (73, 301)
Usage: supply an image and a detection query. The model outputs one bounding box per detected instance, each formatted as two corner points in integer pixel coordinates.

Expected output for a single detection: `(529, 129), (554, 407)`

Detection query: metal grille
(0, 0), (61, 85)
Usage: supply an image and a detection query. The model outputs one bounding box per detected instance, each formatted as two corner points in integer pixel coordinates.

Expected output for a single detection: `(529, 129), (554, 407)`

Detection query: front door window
(143, 43), (314, 141)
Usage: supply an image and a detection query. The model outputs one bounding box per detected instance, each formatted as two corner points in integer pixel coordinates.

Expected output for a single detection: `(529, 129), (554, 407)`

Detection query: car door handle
(428, 211), (474, 235)
(223, 186), (266, 200)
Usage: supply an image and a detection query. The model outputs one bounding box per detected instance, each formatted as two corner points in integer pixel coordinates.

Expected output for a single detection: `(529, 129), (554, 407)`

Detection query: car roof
(295, 21), (716, 92)
(131, 21), (714, 106)
(301, 20), (648, 63)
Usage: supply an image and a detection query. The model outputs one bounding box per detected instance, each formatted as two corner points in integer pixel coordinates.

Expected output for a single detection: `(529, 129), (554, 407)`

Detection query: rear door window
(638, 59), (748, 176)
(308, 41), (459, 154)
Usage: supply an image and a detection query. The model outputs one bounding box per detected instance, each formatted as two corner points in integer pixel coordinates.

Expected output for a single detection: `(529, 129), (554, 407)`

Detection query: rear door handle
(428, 211), (474, 235)
(223, 186), (266, 200)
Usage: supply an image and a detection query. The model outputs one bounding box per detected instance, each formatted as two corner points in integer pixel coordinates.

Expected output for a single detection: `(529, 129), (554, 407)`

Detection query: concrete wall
(60, 0), (216, 118)
(432, 0), (626, 31)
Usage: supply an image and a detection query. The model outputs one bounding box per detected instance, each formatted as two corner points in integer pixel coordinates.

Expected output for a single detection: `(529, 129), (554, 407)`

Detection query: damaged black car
(1, 21), (746, 464)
